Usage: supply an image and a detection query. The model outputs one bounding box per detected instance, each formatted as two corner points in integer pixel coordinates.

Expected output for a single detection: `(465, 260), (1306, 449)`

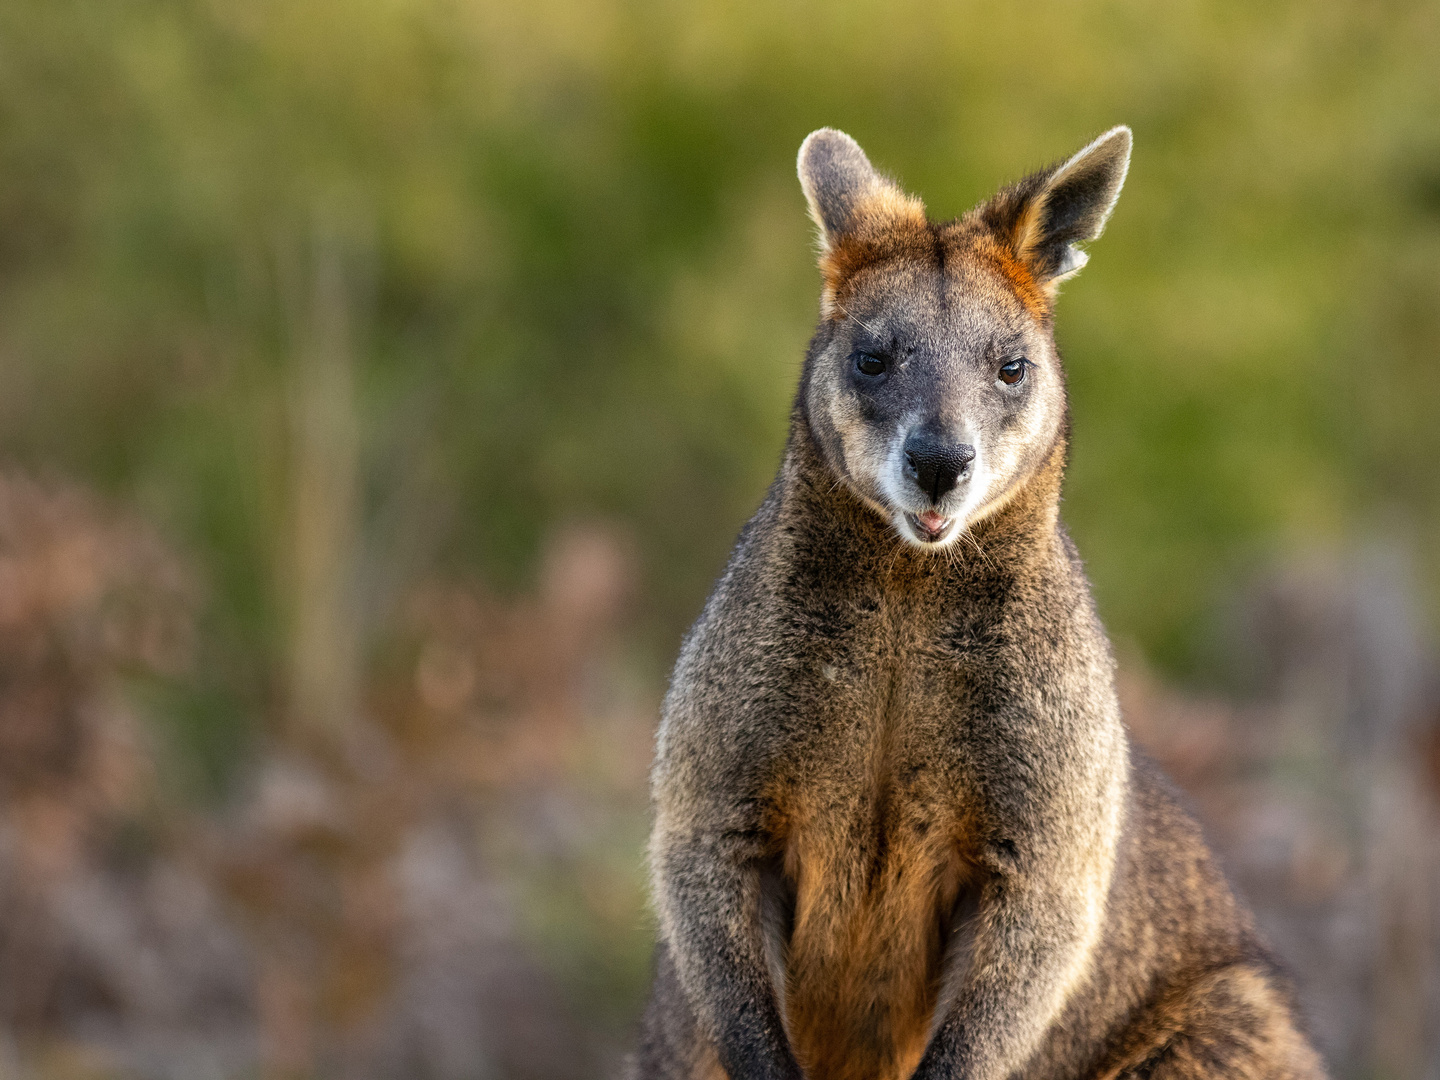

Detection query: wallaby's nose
(903, 433), (975, 503)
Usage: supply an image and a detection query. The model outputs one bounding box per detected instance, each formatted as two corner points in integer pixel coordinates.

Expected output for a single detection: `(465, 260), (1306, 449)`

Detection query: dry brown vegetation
(0, 473), (654, 1079)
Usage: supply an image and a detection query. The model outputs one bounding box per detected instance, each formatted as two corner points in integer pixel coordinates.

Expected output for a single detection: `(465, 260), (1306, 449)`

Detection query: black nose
(903, 433), (975, 503)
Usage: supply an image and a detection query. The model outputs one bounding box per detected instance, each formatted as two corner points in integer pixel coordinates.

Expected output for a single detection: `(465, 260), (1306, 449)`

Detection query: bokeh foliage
(1, 0), (1437, 752)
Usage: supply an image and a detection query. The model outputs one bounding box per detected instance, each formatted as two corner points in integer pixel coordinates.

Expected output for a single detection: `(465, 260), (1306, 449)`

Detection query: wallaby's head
(796, 126), (1130, 548)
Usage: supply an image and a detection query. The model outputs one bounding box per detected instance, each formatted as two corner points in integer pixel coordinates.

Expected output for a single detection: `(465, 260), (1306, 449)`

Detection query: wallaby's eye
(855, 353), (887, 377)
(998, 358), (1027, 386)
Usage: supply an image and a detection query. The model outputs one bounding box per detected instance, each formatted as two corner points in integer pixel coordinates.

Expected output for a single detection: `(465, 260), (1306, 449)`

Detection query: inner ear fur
(981, 126), (1132, 292)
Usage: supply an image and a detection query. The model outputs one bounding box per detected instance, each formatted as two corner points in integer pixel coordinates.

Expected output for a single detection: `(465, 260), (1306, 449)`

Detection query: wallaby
(633, 126), (1326, 1080)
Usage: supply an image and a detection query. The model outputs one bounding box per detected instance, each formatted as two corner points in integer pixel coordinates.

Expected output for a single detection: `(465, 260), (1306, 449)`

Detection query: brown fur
(776, 662), (976, 1080)
(1092, 966), (1326, 1080)
(631, 128), (1326, 1080)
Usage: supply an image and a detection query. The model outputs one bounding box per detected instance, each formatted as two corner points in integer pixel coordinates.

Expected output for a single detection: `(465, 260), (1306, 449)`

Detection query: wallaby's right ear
(798, 128), (925, 255)
(981, 126), (1132, 296)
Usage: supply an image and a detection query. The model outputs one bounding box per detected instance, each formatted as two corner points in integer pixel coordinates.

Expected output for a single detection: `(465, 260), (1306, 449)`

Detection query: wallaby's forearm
(915, 769), (1122, 1080)
(653, 832), (801, 1080)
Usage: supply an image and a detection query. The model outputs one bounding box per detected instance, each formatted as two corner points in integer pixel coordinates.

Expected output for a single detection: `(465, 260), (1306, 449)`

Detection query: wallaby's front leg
(914, 762), (1126, 1080)
(648, 826), (802, 1080)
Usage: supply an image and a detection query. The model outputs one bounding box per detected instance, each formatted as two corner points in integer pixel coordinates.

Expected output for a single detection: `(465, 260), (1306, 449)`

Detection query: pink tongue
(918, 511), (946, 533)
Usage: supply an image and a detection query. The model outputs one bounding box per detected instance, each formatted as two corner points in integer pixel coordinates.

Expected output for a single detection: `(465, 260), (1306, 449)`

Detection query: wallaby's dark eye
(998, 358), (1027, 386)
(856, 353), (887, 377)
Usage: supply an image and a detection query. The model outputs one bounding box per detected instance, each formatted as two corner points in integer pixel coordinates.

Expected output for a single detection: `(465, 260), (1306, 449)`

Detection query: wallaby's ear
(985, 126), (1131, 293)
(798, 128), (925, 254)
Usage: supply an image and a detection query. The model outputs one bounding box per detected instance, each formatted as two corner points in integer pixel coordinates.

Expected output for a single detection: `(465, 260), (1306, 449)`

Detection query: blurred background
(0, 1), (1437, 1077)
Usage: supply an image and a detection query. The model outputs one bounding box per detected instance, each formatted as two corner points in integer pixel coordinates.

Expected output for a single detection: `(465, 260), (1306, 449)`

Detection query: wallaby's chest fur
(771, 568), (976, 1080)
(775, 617), (975, 1080)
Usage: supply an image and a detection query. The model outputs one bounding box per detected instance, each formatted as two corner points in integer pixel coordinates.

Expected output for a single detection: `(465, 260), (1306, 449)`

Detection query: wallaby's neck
(774, 411), (1072, 596)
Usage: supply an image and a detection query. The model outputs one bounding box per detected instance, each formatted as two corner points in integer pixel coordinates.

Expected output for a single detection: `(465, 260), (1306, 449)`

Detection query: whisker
(961, 528), (995, 571)
(836, 302), (881, 339)
(883, 541), (901, 581)
(944, 540), (960, 576)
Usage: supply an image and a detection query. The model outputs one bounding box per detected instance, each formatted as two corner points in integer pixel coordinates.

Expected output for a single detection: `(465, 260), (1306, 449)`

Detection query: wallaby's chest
(768, 646), (979, 1080)
(768, 585), (984, 821)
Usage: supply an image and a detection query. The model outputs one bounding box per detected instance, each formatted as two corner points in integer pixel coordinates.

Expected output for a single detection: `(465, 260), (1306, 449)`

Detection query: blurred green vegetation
(1, 0), (1437, 756)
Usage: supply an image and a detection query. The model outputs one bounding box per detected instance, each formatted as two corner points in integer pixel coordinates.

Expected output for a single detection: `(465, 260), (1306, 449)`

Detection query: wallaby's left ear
(985, 126), (1131, 292)
(798, 128), (926, 256)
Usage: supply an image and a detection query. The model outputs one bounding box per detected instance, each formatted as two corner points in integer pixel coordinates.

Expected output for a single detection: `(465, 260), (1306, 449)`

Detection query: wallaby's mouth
(903, 510), (955, 545)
